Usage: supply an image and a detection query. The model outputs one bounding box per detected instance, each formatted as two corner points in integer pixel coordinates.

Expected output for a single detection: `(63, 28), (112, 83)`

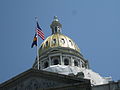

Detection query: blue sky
(0, 0), (120, 83)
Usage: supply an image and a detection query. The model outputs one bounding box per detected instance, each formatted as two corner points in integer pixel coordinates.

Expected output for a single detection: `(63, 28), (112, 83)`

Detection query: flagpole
(35, 17), (40, 70)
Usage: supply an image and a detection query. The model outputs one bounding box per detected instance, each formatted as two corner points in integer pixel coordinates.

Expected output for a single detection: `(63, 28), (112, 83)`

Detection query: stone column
(49, 56), (51, 66)
(79, 60), (82, 68)
(40, 60), (42, 69)
(60, 54), (63, 65)
(71, 57), (74, 66)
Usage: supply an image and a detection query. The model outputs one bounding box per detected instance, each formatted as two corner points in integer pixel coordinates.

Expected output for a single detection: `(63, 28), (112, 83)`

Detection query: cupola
(50, 16), (62, 34)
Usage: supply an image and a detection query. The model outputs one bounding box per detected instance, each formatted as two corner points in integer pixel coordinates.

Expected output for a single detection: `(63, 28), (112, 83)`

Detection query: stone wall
(92, 81), (120, 90)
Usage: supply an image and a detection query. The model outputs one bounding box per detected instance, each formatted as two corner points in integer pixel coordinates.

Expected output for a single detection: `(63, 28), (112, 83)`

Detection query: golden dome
(39, 33), (80, 54)
(39, 16), (80, 54)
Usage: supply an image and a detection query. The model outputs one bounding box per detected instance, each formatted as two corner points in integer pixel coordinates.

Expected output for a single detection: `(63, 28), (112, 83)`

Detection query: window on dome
(46, 41), (48, 46)
(64, 59), (69, 65)
(44, 61), (49, 68)
(53, 59), (59, 65)
(53, 39), (56, 44)
(69, 40), (73, 46)
(55, 27), (57, 33)
(74, 60), (78, 66)
(61, 38), (65, 44)
(58, 27), (60, 32)
(82, 64), (85, 68)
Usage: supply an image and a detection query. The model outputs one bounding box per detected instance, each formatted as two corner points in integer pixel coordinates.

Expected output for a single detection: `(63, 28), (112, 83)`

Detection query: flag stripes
(36, 22), (45, 40)
(36, 29), (45, 40)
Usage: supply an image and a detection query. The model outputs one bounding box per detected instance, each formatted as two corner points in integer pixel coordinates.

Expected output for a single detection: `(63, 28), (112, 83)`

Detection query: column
(71, 57), (74, 66)
(60, 54), (63, 65)
(49, 56), (51, 66)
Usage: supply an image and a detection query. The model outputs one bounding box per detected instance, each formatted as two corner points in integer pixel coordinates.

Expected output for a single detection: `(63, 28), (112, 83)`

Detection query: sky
(0, 0), (120, 83)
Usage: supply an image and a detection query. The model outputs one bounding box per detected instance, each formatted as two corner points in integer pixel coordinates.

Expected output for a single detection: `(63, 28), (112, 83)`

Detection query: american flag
(36, 22), (45, 40)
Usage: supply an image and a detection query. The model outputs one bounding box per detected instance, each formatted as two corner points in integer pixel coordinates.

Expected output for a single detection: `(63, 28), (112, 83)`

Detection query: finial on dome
(53, 16), (59, 22)
(50, 16), (62, 34)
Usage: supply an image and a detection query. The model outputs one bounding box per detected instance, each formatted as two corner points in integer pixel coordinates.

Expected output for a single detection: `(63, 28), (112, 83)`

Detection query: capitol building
(0, 16), (120, 90)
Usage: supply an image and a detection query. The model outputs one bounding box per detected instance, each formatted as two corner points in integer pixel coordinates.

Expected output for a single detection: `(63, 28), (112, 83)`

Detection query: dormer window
(53, 39), (56, 44)
(69, 40), (73, 46)
(46, 41), (48, 47)
(61, 38), (65, 44)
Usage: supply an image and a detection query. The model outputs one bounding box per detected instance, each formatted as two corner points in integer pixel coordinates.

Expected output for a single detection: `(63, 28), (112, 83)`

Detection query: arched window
(74, 60), (78, 66)
(46, 41), (48, 47)
(53, 39), (56, 44)
(55, 27), (57, 33)
(44, 61), (49, 68)
(64, 59), (69, 65)
(53, 59), (59, 65)
(61, 38), (65, 44)
(69, 40), (73, 46)
(82, 63), (85, 68)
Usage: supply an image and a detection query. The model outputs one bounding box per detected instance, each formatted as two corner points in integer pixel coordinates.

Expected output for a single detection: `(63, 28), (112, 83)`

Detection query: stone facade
(33, 47), (89, 70)
(0, 69), (91, 90)
(1, 68), (120, 90)
(92, 81), (120, 90)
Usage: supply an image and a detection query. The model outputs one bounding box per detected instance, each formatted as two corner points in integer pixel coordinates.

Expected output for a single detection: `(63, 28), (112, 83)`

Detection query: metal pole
(35, 17), (40, 70)
(36, 32), (39, 70)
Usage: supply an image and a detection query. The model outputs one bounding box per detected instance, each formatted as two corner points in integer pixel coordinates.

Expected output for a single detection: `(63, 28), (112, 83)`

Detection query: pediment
(0, 68), (90, 90)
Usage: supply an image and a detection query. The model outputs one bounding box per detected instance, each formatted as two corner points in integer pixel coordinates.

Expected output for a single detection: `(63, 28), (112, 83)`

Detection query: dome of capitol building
(33, 16), (111, 85)
(39, 16), (80, 55)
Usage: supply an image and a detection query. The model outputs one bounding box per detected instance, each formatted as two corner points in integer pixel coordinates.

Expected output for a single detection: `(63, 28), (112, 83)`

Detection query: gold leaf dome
(39, 16), (80, 54)
(39, 33), (80, 54)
